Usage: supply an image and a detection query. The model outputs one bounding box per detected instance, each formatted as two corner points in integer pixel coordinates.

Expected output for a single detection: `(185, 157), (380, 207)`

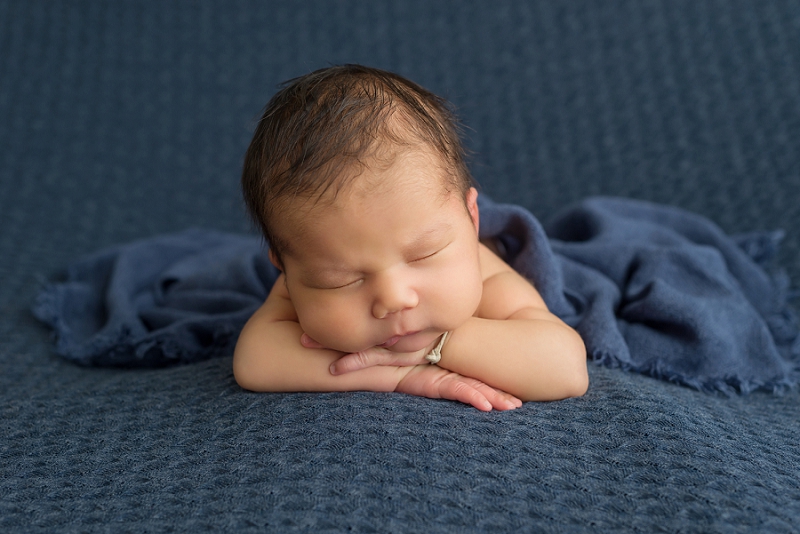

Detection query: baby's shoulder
(246, 274), (297, 326)
(476, 241), (548, 317)
(478, 240), (515, 281)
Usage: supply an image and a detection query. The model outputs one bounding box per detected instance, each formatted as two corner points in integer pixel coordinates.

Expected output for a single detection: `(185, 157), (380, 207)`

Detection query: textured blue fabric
(486, 196), (800, 393)
(4, 1), (800, 532)
(33, 230), (278, 367)
(34, 196), (799, 393)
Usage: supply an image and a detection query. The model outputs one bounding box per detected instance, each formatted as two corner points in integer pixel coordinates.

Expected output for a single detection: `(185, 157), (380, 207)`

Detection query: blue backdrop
(2, 1), (799, 532)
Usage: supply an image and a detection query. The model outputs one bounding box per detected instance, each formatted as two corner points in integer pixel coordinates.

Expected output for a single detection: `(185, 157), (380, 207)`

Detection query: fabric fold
(34, 229), (279, 367)
(33, 197), (799, 393)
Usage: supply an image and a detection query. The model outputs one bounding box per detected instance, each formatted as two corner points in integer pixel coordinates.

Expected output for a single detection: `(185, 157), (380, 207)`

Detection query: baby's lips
(378, 335), (401, 348)
(378, 330), (422, 348)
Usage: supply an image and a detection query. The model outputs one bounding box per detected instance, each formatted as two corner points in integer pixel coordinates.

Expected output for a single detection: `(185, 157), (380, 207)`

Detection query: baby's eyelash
(410, 247), (445, 263)
(326, 278), (362, 290)
(412, 253), (436, 262)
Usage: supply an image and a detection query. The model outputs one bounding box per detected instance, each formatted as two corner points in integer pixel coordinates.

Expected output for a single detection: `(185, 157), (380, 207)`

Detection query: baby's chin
(314, 331), (436, 355)
(307, 335), (374, 355)
(380, 331), (441, 353)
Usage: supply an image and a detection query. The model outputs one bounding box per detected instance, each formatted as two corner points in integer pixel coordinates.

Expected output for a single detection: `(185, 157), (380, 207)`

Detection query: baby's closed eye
(410, 250), (440, 263)
(317, 278), (364, 290)
(408, 242), (451, 264)
(301, 271), (364, 290)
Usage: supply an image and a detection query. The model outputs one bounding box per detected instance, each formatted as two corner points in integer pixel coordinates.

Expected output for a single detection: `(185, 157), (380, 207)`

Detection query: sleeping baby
(233, 64), (588, 411)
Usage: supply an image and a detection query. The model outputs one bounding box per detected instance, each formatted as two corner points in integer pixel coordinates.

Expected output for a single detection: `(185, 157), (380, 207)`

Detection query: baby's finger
(300, 333), (324, 349)
(330, 350), (386, 375)
(445, 381), (494, 412)
(488, 390), (522, 411)
(330, 348), (425, 374)
(476, 383), (522, 411)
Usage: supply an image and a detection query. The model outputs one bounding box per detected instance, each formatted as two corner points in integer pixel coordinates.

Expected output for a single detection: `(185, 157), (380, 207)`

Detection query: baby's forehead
(356, 149), (454, 193)
(298, 142), (455, 202)
(268, 137), (467, 255)
(277, 161), (458, 242)
(279, 186), (467, 272)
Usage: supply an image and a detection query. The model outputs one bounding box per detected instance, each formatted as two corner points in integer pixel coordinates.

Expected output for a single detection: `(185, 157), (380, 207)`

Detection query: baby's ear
(268, 249), (284, 271)
(466, 187), (479, 234)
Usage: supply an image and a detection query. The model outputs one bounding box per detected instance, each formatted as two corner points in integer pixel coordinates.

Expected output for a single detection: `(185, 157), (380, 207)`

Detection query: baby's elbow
(563, 330), (589, 398)
(232, 350), (260, 392)
(513, 326), (588, 402)
(233, 354), (282, 392)
(537, 364), (588, 401)
(564, 363), (589, 399)
(232, 335), (272, 392)
(548, 328), (589, 400)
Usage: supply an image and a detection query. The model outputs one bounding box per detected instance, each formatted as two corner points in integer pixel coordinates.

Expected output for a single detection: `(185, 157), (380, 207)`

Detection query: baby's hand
(396, 365), (522, 412)
(300, 333), (435, 375)
(299, 333), (521, 411)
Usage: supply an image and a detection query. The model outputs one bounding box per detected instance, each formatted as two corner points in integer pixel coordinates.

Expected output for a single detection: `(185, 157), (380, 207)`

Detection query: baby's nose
(371, 274), (419, 319)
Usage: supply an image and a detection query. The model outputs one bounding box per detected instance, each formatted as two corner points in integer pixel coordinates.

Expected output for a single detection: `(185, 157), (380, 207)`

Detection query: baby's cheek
(295, 300), (368, 353)
(438, 262), (483, 323)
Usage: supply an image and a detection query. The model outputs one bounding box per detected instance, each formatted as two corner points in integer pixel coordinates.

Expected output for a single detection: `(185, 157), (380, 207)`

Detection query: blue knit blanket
(33, 197), (799, 394)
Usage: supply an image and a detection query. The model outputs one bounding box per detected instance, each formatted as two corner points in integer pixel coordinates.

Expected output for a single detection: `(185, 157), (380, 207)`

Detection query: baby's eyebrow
(302, 265), (358, 281)
(299, 222), (454, 284)
(406, 222), (452, 250)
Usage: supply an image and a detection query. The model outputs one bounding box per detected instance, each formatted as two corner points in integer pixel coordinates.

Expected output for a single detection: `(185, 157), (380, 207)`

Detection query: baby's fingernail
(329, 363), (338, 375)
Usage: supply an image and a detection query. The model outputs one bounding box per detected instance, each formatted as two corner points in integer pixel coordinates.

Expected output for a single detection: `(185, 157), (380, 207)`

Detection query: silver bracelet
(424, 331), (450, 364)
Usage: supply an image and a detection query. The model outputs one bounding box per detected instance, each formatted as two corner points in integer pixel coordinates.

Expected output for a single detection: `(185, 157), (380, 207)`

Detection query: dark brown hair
(241, 64), (473, 265)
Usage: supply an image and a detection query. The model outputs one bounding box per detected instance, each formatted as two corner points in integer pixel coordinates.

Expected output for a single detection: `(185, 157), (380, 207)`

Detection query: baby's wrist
(424, 331), (450, 364)
(394, 364), (426, 391)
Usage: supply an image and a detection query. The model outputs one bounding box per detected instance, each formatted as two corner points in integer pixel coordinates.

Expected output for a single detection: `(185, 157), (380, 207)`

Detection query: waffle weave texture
(2, 1), (800, 532)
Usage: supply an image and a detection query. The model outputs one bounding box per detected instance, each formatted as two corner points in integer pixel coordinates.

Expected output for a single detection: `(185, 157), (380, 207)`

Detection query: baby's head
(242, 65), (483, 353)
(242, 64), (474, 269)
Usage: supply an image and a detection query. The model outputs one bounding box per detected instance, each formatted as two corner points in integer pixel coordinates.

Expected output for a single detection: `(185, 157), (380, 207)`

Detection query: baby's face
(274, 148), (484, 354)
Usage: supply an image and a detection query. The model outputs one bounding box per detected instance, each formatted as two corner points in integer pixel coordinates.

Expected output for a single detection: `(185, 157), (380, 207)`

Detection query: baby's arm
(435, 244), (588, 400)
(233, 280), (403, 394)
(232, 275), (519, 410)
(333, 244), (588, 402)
